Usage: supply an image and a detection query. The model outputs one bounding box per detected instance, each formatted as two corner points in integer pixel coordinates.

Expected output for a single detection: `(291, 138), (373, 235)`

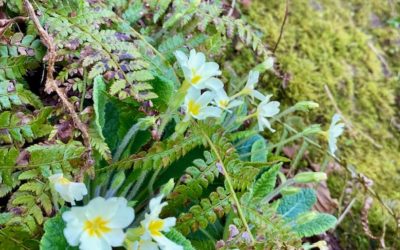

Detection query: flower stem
(262, 179), (295, 204)
(270, 106), (297, 124)
(288, 140), (309, 176)
(320, 152), (330, 172)
(230, 89), (245, 100)
(127, 171), (148, 201)
(199, 127), (256, 245)
(275, 127), (288, 155)
(237, 112), (258, 123)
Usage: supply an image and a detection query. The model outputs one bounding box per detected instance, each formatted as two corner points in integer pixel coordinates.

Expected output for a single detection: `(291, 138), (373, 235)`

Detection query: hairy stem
(113, 121), (142, 162)
(127, 171), (147, 201)
(288, 140), (308, 176)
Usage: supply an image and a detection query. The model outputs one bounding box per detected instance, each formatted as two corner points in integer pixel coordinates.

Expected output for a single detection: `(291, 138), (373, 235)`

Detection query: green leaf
(251, 164), (280, 200)
(277, 189), (317, 219)
(91, 76), (111, 160)
(165, 228), (196, 250)
(40, 209), (78, 250)
(236, 134), (264, 161)
(102, 95), (143, 154)
(250, 138), (268, 162)
(292, 212), (337, 238)
(150, 75), (174, 112)
(93, 76), (107, 130)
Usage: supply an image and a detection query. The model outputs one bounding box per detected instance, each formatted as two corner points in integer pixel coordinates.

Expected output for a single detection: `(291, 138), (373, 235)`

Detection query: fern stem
(199, 127), (256, 245)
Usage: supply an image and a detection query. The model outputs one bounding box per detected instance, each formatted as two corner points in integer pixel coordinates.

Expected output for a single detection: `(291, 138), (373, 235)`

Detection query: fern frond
(0, 35), (45, 81)
(0, 107), (52, 145)
(108, 134), (206, 170)
(176, 187), (232, 235)
(39, 0), (158, 101)
(165, 151), (219, 214)
(0, 81), (42, 110)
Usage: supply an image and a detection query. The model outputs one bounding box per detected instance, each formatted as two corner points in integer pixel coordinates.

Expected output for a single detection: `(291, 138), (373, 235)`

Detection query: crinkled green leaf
(292, 212), (337, 238)
(277, 188), (317, 219)
(40, 209), (78, 250)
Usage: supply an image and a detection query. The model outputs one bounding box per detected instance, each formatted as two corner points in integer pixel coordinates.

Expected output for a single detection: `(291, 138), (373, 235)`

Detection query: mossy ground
(235, 0), (399, 248)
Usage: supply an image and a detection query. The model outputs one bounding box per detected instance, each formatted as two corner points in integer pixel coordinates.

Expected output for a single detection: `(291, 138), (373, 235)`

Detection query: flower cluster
(175, 49), (280, 132)
(48, 175), (181, 250)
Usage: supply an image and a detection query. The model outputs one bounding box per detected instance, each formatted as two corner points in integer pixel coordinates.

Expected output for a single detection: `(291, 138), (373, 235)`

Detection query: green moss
(237, 0), (400, 247)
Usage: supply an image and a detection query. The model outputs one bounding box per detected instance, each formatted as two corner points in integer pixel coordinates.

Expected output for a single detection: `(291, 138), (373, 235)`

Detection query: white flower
(328, 114), (345, 155)
(241, 70), (265, 101)
(137, 195), (183, 250)
(183, 87), (222, 121)
(213, 88), (243, 111)
(62, 197), (135, 250)
(49, 173), (87, 205)
(174, 49), (221, 89)
(256, 95), (280, 132)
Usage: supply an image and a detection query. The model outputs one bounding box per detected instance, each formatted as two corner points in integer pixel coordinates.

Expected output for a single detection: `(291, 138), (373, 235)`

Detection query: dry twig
(272, 0), (289, 53)
(24, 0), (93, 180)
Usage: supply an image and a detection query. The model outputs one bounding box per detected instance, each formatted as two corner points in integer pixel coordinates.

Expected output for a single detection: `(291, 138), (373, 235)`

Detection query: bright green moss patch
(240, 0), (400, 247)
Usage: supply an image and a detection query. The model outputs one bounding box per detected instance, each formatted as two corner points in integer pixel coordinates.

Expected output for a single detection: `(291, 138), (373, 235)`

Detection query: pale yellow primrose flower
(257, 95), (280, 132)
(49, 173), (87, 205)
(183, 87), (222, 121)
(62, 197), (134, 250)
(174, 49), (222, 90)
(241, 70), (265, 101)
(137, 195), (183, 250)
(213, 88), (243, 111)
(328, 114), (345, 155)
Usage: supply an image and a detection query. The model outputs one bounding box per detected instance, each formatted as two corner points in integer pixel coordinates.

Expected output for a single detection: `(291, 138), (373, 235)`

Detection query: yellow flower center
(83, 217), (111, 237)
(219, 100), (228, 108)
(59, 177), (71, 185)
(191, 75), (202, 84)
(148, 219), (164, 237)
(188, 100), (201, 116)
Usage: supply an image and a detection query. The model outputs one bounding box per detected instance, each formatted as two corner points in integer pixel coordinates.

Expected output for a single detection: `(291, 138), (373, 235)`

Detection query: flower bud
(254, 57), (274, 72)
(294, 172), (327, 183)
(160, 178), (175, 196)
(294, 101), (319, 112)
(303, 124), (322, 135)
(281, 186), (301, 195)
